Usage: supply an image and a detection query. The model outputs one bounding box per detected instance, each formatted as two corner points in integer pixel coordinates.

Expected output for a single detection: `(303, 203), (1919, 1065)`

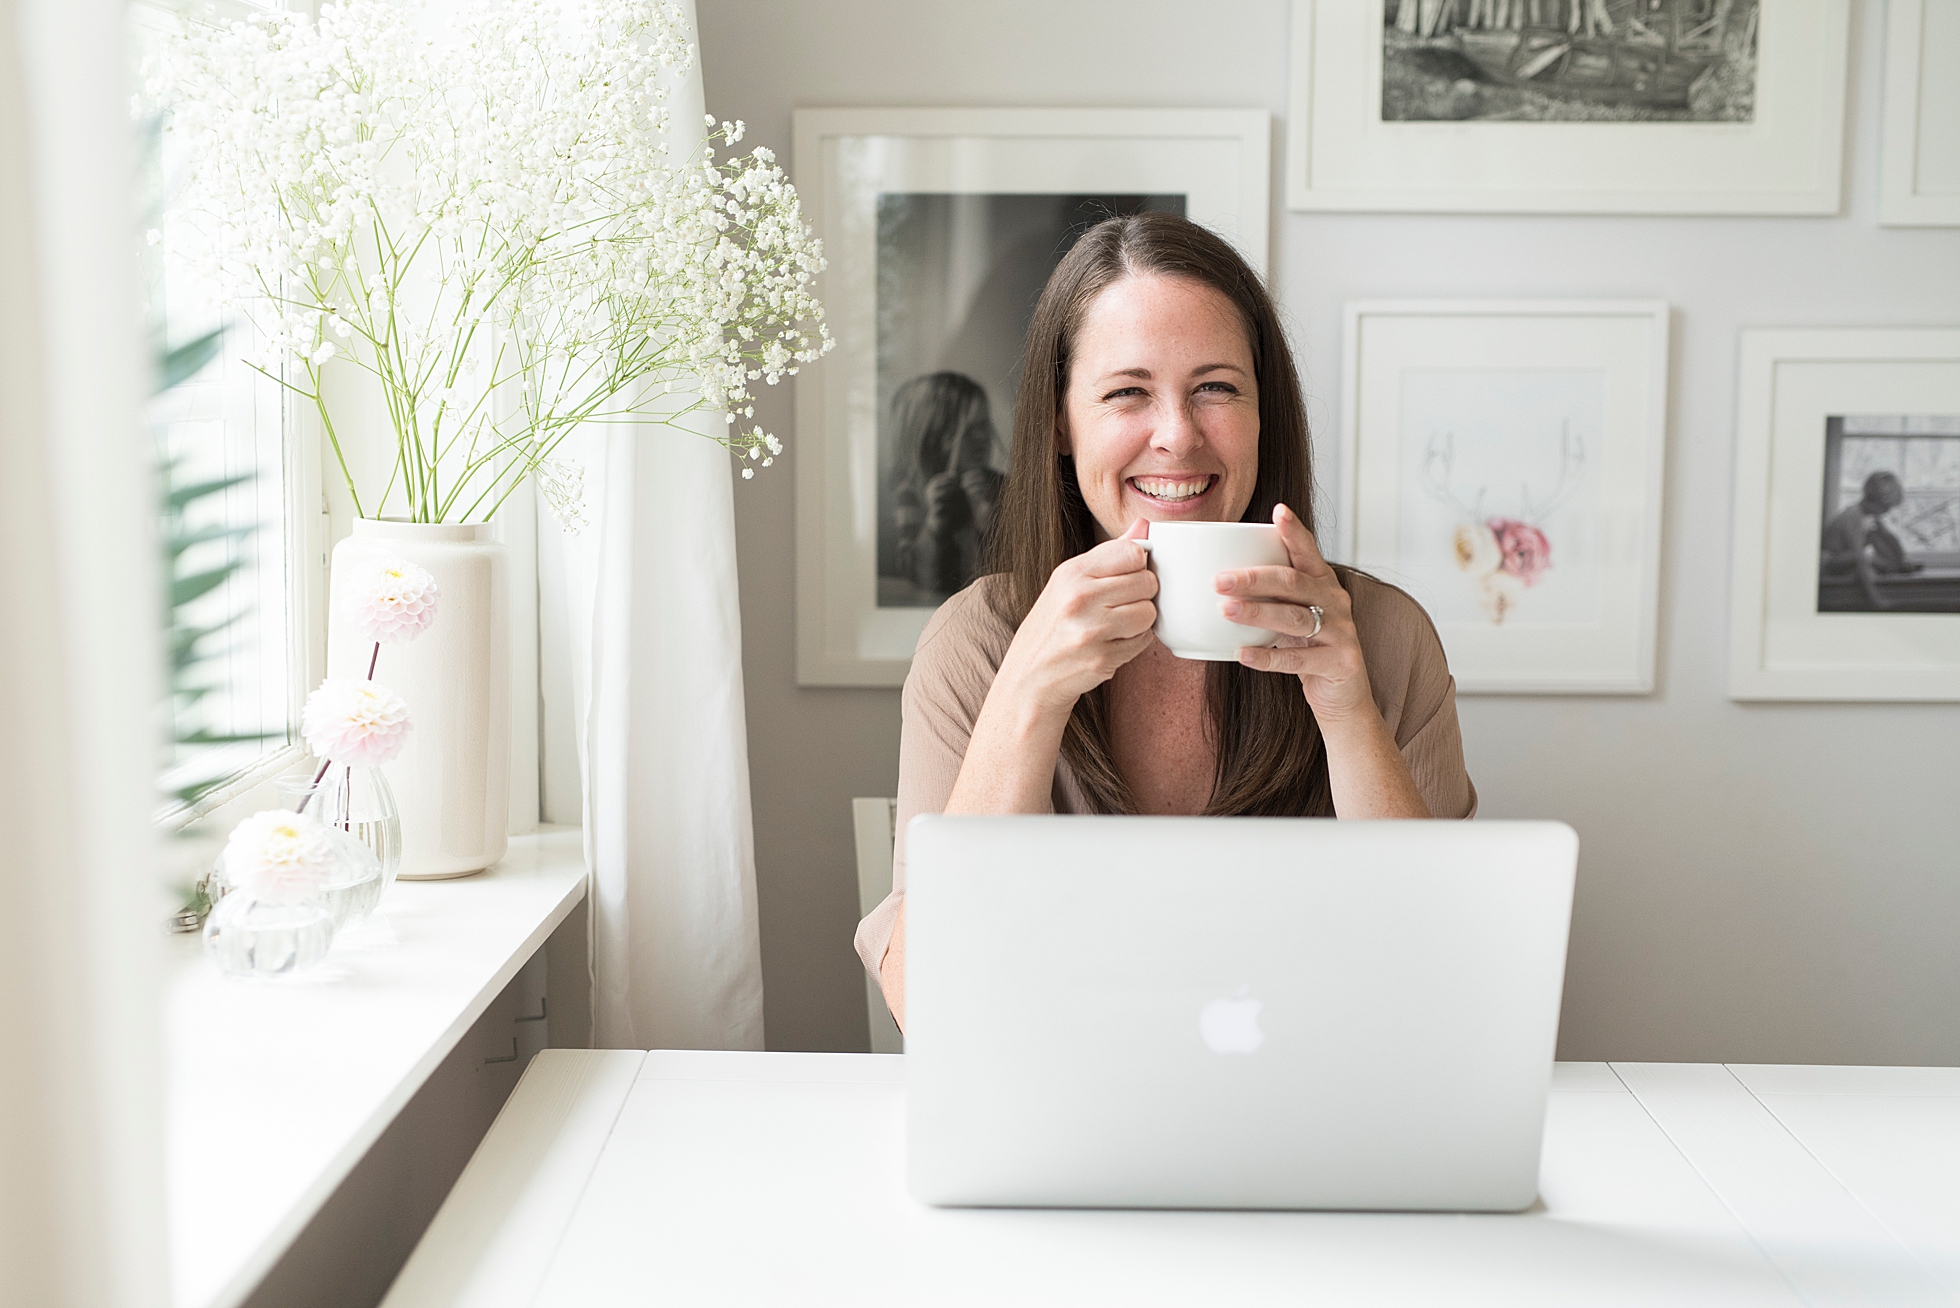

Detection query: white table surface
(388, 1049), (1960, 1308)
(166, 827), (588, 1308)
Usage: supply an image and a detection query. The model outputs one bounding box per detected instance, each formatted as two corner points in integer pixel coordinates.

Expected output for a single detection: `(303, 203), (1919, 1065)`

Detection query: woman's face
(1059, 273), (1260, 538)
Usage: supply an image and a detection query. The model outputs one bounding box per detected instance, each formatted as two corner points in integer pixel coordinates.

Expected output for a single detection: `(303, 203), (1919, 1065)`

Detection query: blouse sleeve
(852, 584), (1012, 978)
(1352, 573), (1478, 820)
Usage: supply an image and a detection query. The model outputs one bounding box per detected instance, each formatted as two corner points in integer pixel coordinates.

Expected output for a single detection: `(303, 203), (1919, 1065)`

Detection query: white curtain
(1, 0), (170, 1303)
(537, 0), (766, 1050)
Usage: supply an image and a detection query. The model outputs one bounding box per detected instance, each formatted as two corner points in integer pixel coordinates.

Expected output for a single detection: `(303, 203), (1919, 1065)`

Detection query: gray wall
(703, 0), (1960, 1062)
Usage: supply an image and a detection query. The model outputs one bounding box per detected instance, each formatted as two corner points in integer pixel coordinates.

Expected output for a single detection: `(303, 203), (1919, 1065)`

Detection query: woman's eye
(1102, 386), (1145, 402)
(1197, 381), (1238, 395)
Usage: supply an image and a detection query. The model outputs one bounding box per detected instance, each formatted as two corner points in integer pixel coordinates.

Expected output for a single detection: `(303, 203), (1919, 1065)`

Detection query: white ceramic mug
(1137, 522), (1291, 661)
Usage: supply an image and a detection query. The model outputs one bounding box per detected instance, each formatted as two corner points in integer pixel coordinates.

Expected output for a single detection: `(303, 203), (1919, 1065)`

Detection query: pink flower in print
(1487, 518), (1551, 587)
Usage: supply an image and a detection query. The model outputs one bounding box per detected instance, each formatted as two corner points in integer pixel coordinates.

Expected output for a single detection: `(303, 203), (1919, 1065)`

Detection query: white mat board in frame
(792, 108), (1271, 687)
(1728, 327), (1960, 701)
(1340, 300), (1669, 695)
(1878, 0), (1960, 227)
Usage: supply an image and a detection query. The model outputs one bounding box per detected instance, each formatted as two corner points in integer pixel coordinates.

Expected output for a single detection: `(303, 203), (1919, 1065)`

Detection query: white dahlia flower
(301, 679), (413, 767)
(349, 558), (440, 644)
(223, 809), (340, 905)
(1452, 521), (1502, 577)
(1477, 569), (1525, 625)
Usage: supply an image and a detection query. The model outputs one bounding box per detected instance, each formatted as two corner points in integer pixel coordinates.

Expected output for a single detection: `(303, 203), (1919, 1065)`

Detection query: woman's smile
(1129, 473), (1218, 503)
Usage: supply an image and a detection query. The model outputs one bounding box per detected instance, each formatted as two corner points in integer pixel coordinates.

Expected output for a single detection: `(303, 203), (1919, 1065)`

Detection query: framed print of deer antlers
(1339, 300), (1669, 693)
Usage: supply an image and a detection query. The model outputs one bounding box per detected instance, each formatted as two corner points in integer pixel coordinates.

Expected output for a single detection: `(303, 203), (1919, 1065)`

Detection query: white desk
(385, 1051), (1960, 1308)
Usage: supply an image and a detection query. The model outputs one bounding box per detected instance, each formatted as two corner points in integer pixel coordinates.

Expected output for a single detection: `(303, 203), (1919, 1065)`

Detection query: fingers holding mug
(1219, 595), (1326, 643)
(1273, 503), (1335, 580)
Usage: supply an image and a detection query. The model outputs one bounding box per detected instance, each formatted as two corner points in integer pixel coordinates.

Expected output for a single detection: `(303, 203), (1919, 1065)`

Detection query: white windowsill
(165, 825), (589, 1308)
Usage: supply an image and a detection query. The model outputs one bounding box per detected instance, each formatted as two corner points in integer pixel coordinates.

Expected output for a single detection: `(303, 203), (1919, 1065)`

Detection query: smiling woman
(857, 213), (1478, 1028)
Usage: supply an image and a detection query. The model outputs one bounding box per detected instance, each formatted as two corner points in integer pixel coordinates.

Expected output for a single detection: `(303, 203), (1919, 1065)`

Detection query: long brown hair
(986, 212), (1339, 816)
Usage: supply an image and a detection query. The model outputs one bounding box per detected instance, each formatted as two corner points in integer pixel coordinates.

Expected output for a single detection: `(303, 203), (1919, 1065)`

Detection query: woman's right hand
(993, 518), (1158, 717)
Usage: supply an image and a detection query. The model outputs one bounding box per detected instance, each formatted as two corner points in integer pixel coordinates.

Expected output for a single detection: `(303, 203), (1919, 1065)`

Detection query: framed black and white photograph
(1730, 329), (1960, 701)
(870, 191), (1185, 609)
(1287, 0), (1849, 213)
(1341, 300), (1670, 694)
(792, 108), (1270, 686)
(1878, 0), (1960, 226)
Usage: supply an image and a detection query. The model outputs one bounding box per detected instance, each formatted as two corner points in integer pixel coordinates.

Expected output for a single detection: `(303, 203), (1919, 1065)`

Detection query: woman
(856, 213), (1476, 1028)
(889, 371), (1006, 598)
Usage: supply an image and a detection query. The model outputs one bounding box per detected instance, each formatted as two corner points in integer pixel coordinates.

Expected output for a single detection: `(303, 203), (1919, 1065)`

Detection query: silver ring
(1306, 604), (1324, 640)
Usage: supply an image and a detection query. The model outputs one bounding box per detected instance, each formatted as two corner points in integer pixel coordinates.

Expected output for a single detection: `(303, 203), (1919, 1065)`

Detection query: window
(135, 0), (325, 820)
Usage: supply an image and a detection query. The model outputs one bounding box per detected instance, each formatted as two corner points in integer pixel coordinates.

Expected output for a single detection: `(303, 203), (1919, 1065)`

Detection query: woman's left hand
(1216, 504), (1376, 726)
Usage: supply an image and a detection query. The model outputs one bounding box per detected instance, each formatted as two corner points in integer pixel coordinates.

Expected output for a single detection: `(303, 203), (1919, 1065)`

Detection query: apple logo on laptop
(1199, 987), (1265, 1054)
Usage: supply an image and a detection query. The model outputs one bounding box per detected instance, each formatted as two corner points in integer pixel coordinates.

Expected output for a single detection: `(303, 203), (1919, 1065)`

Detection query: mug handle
(1134, 539), (1153, 553)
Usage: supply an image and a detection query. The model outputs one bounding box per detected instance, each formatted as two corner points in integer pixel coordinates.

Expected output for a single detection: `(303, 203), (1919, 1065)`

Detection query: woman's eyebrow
(1096, 362), (1248, 385)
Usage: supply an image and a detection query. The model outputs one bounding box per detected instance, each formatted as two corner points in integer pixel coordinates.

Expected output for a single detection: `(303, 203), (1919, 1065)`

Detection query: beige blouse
(853, 570), (1478, 978)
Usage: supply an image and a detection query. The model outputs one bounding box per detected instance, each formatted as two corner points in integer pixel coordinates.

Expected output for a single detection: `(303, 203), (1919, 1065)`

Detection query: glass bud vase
(203, 893), (336, 977)
(277, 766), (401, 925)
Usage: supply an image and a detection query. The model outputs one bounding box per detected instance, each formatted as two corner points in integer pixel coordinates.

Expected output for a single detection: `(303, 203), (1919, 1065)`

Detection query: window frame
(141, 0), (330, 834)
(159, 381), (328, 835)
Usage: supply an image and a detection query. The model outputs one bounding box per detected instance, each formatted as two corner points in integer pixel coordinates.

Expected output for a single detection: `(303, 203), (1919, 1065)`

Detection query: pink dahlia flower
(349, 558), (439, 644)
(223, 809), (339, 905)
(301, 679), (412, 767)
(1487, 518), (1551, 587)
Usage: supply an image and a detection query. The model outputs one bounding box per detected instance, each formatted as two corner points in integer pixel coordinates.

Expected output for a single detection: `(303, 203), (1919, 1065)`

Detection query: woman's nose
(1151, 399), (1204, 457)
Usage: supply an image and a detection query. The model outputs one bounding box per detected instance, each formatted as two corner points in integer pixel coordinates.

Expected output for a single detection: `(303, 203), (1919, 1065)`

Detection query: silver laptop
(904, 815), (1577, 1212)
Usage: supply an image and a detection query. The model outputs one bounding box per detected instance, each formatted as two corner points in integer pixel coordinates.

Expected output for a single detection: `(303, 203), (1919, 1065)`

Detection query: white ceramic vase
(327, 520), (509, 879)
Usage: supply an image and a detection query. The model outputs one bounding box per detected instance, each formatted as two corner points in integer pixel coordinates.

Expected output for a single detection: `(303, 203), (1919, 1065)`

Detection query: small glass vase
(277, 766), (400, 925)
(203, 892), (336, 977)
(206, 822), (378, 932)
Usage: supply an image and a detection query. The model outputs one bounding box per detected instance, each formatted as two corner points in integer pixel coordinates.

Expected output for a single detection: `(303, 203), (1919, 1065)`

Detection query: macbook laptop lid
(904, 816), (1578, 1212)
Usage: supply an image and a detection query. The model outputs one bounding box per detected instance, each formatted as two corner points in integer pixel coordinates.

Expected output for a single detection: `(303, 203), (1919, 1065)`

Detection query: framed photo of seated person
(1729, 328), (1960, 702)
(791, 108), (1270, 686)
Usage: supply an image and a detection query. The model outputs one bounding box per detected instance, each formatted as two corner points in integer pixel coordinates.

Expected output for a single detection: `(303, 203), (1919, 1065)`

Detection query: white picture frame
(1340, 300), (1670, 694)
(792, 107), (1271, 687)
(1728, 328), (1960, 702)
(1287, 0), (1850, 215)
(1878, 0), (1960, 226)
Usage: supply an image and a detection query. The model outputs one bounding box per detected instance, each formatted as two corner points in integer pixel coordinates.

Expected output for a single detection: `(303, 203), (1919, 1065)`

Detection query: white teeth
(1133, 477), (1211, 501)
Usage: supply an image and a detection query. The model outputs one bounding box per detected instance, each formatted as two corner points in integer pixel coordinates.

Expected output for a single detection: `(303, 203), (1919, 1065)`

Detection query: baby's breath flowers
(143, 0), (831, 530)
(223, 809), (341, 905)
(533, 459), (591, 536)
(302, 680), (414, 768)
